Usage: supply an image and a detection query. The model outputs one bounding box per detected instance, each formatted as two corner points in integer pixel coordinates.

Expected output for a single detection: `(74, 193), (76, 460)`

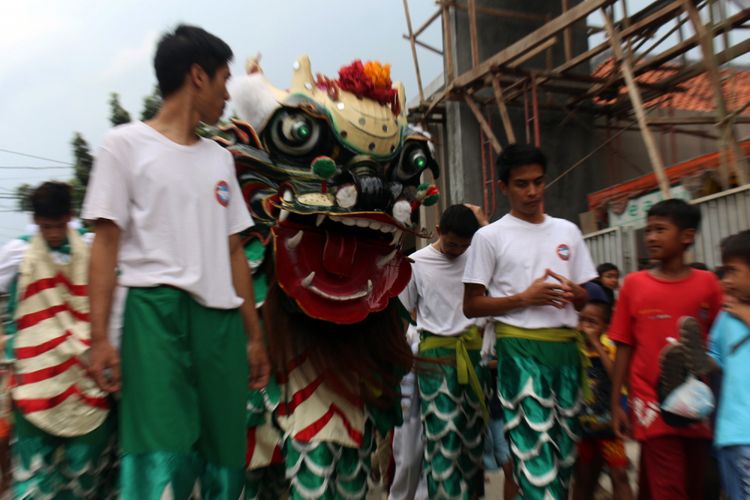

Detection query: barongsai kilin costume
(1, 231), (117, 498)
(215, 56), (441, 499)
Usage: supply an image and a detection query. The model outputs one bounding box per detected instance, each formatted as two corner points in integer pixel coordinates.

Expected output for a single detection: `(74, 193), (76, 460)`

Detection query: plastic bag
(661, 375), (715, 420)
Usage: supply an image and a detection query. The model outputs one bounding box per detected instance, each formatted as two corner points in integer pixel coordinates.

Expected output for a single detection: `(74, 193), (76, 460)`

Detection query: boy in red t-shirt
(609, 199), (723, 499)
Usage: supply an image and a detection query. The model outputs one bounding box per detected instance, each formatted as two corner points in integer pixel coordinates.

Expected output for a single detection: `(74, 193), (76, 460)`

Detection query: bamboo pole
(682, 0), (747, 185)
(468, 0), (480, 67)
(602, 8), (671, 198)
(562, 0), (573, 62)
(402, 0), (425, 103)
(464, 94), (503, 154)
(442, 1), (455, 84)
(492, 76), (517, 144)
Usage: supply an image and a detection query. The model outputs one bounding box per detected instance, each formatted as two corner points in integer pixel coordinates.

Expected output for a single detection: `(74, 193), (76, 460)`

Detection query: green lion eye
(410, 149), (427, 170)
(293, 122), (311, 140)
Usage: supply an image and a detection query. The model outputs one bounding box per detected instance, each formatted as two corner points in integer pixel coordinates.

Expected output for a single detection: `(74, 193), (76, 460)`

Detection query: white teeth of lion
(301, 271), (315, 287)
(355, 218), (369, 228)
(379, 225), (396, 233)
(316, 214), (325, 227)
(279, 209), (289, 222)
(368, 220), (383, 231)
(377, 248), (398, 268)
(341, 217), (355, 226)
(367, 280), (373, 292)
(286, 230), (303, 250)
(282, 190), (293, 202)
(391, 229), (403, 246)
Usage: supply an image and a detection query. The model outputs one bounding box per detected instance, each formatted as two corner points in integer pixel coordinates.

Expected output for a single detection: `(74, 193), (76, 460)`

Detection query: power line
(0, 149), (72, 165)
(0, 165), (72, 170)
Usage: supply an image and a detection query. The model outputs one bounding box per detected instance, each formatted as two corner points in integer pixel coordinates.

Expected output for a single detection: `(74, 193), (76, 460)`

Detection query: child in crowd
(573, 292), (633, 500)
(708, 229), (750, 500)
(595, 262), (619, 304)
(609, 199), (723, 499)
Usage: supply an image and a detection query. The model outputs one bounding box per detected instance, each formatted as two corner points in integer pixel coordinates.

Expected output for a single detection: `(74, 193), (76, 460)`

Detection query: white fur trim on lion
(230, 72), (282, 132)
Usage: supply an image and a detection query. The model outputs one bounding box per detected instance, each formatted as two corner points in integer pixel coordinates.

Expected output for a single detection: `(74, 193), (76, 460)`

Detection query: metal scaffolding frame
(402, 0), (750, 198)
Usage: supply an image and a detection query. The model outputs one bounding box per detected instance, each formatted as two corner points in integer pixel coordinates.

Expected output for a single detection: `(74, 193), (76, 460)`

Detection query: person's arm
(0, 239), (27, 294)
(463, 269), (567, 318)
(87, 219), (122, 393)
(229, 234), (270, 389)
(610, 343), (632, 439)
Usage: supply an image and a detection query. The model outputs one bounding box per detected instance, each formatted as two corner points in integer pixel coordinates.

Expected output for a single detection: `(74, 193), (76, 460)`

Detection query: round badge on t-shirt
(556, 243), (571, 261)
(215, 180), (230, 207)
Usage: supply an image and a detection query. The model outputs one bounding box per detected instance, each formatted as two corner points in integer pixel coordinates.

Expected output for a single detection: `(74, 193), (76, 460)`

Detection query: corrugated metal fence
(584, 184), (750, 271)
(692, 185), (750, 268)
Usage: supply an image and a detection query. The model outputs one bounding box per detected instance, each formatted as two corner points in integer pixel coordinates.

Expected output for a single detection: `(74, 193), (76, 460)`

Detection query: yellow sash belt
(419, 326), (488, 423)
(495, 323), (593, 403)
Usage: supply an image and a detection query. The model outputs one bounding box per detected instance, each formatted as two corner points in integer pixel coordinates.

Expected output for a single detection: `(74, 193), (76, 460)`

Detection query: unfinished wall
(443, 0), (601, 223)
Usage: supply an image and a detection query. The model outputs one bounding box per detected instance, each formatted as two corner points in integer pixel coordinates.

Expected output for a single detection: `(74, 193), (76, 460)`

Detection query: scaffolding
(402, 0), (750, 200)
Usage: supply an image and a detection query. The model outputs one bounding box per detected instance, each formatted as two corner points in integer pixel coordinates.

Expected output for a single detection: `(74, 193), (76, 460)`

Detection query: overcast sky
(0, 1), (745, 244)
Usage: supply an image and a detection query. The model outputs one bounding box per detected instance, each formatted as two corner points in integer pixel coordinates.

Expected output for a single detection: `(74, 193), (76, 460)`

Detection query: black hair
(496, 143), (547, 184)
(597, 262), (619, 276)
(721, 230), (750, 268)
(31, 182), (72, 218)
(154, 24), (233, 98)
(646, 199), (701, 230)
(587, 299), (612, 324)
(439, 204), (481, 239)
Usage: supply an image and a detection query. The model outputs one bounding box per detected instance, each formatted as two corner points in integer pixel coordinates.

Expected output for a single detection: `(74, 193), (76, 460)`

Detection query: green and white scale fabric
(416, 327), (491, 500)
(495, 323), (585, 500)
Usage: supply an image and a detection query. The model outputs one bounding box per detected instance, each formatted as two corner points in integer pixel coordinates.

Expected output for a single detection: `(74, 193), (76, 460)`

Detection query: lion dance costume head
(218, 55), (440, 406)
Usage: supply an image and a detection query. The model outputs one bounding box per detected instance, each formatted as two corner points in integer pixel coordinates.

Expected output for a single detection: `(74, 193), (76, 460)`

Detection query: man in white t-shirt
(399, 204), (503, 499)
(463, 144), (597, 500)
(82, 25), (269, 499)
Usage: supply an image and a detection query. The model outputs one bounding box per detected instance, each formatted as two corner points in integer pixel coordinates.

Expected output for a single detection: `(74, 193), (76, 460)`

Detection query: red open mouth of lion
(273, 210), (412, 324)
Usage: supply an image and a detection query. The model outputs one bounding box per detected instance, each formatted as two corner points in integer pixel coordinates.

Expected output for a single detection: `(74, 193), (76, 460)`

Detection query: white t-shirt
(399, 244), (479, 336)
(462, 214), (597, 329)
(82, 121), (253, 309)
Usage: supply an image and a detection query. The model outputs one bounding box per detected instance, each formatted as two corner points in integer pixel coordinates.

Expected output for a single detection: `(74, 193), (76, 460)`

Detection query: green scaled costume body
(495, 325), (583, 500)
(2, 232), (118, 499)
(417, 328), (490, 499)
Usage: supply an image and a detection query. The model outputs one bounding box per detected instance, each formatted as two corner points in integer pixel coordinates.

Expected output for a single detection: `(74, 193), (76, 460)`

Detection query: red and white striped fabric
(276, 353), (365, 448)
(12, 231), (108, 437)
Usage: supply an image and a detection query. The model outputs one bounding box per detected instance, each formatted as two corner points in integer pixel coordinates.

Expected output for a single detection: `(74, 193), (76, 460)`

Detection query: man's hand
(464, 203), (489, 226)
(87, 339), (121, 393)
(724, 295), (750, 327)
(520, 270), (567, 308)
(248, 340), (270, 389)
(612, 404), (631, 440)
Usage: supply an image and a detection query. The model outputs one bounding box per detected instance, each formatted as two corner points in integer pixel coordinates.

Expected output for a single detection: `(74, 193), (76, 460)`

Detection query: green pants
(120, 286), (248, 499)
(417, 337), (489, 499)
(13, 408), (118, 499)
(497, 338), (581, 500)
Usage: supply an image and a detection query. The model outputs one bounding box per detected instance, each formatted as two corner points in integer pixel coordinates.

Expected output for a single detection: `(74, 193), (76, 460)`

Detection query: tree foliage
(140, 85), (162, 121)
(15, 183), (34, 212)
(109, 92), (132, 126)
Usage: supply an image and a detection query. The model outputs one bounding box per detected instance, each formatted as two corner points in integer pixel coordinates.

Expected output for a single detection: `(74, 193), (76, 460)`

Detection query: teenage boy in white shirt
(400, 204), (505, 499)
(463, 144), (596, 500)
(83, 24), (269, 499)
